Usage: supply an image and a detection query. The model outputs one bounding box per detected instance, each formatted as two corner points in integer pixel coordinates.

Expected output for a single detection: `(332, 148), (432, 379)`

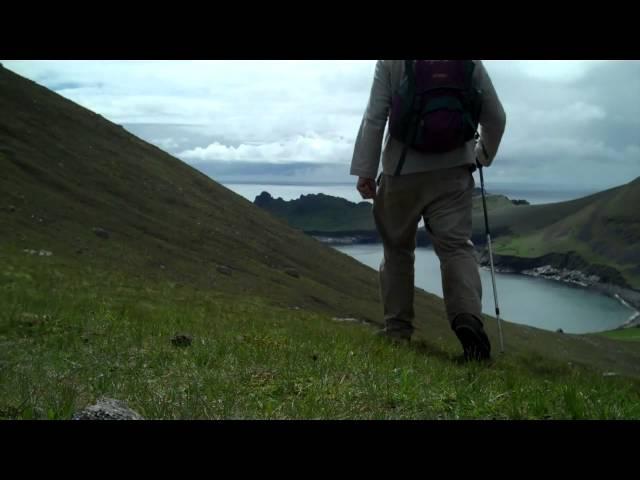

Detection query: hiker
(350, 60), (506, 360)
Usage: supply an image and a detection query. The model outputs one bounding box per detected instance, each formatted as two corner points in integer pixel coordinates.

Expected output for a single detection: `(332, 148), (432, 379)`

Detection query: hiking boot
(452, 314), (491, 361)
(375, 320), (413, 343)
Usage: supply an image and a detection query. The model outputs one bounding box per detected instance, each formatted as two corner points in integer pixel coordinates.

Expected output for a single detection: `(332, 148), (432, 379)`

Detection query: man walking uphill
(350, 60), (506, 361)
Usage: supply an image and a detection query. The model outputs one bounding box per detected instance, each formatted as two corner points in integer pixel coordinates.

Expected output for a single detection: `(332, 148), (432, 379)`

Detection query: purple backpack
(389, 60), (482, 175)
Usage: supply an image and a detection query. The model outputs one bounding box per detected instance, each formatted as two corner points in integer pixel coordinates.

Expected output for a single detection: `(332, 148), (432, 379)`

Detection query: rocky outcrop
(72, 398), (144, 420)
(310, 232), (380, 245)
(92, 227), (110, 239)
(254, 191), (276, 208)
(520, 265), (602, 288)
(217, 265), (232, 276)
(284, 268), (300, 278)
(478, 250), (630, 289)
(171, 333), (193, 347)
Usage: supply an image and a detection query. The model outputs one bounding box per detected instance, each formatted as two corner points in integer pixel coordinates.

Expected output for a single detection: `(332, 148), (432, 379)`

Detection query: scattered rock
(159, 264), (166, 270)
(284, 268), (300, 278)
(93, 227), (110, 239)
(332, 317), (361, 323)
(72, 397), (144, 420)
(603, 372), (619, 377)
(217, 265), (232, 276)
(521, 265), (599, 288)
(171, 333), (193, 347)
(23, 249), (52, 257)
(556, 328), (564, 334)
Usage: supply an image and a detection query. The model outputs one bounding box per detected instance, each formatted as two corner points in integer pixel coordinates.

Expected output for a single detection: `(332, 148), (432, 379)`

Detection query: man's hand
(474, 137), (491, 167)
(357, 176), (377, 199)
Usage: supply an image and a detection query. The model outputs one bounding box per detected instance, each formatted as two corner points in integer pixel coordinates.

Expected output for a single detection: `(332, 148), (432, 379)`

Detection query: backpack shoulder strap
(393, 60), (419, 177)
(404, 60), (415, 80)
(464, 60), (476, 87)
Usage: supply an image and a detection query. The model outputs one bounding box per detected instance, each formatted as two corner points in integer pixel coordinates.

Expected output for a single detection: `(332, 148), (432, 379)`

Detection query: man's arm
(474, 61), (507, 167)
(350, 60), (392, 183)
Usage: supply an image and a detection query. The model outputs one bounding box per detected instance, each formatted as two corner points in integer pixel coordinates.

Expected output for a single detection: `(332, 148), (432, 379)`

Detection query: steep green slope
(0, 64), (387, 320)
(490, 179), (640, 288)
(3, 251), (640, 419)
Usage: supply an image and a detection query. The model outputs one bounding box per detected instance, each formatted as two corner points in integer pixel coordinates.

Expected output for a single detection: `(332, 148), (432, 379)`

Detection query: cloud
(2, 59), (639, 190)
(511, 60), (609, 83)
(151, 137), (186, 151)
(49, 81), (104, 91)
(194, 161), (350, 184)
(3, 60), (371, 139)
(178, 134), (354, 165)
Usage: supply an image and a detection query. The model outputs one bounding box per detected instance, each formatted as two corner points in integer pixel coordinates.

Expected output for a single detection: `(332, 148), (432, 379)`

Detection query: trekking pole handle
(476, 159), (491, 236)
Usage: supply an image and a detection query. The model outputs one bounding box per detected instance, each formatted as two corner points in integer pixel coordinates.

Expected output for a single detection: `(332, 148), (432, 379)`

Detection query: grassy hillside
(1, 64), (640, 418)
(600, 328), (640, 342)
(487, 179), (640, 289)
(3, 249), (640, 419)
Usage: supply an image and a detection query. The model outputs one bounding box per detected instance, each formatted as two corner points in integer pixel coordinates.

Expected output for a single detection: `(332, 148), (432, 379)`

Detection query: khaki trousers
(372, 165), (483, 330)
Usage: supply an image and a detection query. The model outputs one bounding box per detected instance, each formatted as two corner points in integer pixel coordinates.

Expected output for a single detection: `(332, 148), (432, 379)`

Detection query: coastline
(483, 263), (640, 329)
(317, 235), (640, 329)
(485, 265), (640, 325)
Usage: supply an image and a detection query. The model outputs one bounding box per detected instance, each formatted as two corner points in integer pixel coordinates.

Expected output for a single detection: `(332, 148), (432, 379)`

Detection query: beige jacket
(350, 60), (506, 179)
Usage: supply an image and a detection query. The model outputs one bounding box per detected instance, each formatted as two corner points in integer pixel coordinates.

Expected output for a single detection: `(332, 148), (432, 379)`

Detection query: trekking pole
(476, 158), (505, 354)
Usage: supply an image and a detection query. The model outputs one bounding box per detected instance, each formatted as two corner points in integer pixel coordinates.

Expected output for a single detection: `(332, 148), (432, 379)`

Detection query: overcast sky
(3, 60), (639, 190)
